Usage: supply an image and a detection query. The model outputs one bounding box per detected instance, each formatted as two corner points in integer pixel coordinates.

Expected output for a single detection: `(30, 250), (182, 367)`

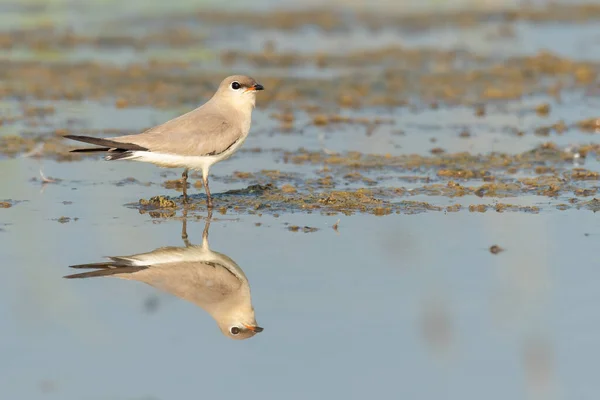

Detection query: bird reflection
(64, 210), (263, 340)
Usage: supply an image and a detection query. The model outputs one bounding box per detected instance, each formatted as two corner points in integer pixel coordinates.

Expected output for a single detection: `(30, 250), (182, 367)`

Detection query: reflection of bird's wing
(111, 102), (243, 157)
(129, 260), (245, 308)
(116, 246), (249, 283)
(114, 245), (209, 266)
(66, 245), (247, 311)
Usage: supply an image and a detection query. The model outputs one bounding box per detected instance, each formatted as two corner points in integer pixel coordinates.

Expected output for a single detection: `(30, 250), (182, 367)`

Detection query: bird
(64, 211), (263, 340)
(63, 75), (264, 208)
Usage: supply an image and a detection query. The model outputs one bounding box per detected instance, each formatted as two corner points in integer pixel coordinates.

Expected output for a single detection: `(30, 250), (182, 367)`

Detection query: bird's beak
(245, 84), (264, 93)
(244, 324), (264, 333)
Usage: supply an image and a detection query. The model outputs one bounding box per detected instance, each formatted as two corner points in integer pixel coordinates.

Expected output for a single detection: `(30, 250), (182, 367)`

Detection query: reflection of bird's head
(217, 312), (264, 340)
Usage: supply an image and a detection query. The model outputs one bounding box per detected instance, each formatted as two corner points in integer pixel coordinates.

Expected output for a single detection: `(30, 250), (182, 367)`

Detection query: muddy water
(1, 1), (600, 400)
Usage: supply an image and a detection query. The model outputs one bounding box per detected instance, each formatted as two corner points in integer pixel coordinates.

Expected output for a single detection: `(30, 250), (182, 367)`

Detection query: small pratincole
(64, 75), (264, 207)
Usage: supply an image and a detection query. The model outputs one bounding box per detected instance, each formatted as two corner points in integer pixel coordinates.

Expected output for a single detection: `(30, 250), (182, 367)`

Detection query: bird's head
(215, 75), (264, 110)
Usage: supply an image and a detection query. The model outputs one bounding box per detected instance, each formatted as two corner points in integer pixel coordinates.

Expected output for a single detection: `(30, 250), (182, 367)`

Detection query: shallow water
(1, 1), (600, 400)
(2, 165), (599, 399)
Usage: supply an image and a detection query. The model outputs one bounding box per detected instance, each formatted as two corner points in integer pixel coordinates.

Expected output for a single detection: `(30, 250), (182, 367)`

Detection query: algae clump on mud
(139, 196), (177, 208)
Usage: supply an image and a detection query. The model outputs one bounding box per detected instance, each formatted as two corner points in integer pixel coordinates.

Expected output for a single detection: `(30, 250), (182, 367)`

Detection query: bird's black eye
(230, 327), (241, 335)
(231, 81), (241, 90)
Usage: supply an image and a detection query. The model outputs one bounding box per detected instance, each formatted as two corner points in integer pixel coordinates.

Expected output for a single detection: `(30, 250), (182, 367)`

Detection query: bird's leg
(202, 208), (213, 248)
(202, 169), (213, 209)
(204, 177), (212, 208)
(181, 168), (189, 204)
(181, 208), (191, 247)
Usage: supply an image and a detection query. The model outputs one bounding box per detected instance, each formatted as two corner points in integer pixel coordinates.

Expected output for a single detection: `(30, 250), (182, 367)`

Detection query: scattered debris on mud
(287, 225), (319, 233)
(490, 245), (504, 254)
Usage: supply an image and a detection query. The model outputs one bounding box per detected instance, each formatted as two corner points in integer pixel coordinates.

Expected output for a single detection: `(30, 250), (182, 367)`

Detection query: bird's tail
(64, 258), (148, 279)
(69, 147), (113, 153)
(63, 135), (148, 160)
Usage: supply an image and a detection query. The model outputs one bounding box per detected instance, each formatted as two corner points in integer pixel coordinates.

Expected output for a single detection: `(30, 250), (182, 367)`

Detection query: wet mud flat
(128, 141), (600, 217)
(1, 2), (600, 219)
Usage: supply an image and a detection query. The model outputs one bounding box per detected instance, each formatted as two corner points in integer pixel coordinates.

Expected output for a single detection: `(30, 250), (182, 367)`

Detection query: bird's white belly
(122, 131), (250, 172)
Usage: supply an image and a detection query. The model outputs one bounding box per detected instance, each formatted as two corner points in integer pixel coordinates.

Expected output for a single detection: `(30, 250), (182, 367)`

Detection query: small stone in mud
(574, 65), (596, 83)
(0, 202), (12, 208)
(313, 115), (329, 126)
(373, 207), (392, 216)
(234, 171), (253, 179)
(482, 174), (496, 183)
(469, 204), (488, 213)
(254, 202), (268, 210)
(288, 225), (319, 233)
(571, 169), (600, 180)
(281, 184), (297, 193)
(56, 216), (71, 223)
(255, 222), (262, 227)
(534, 127), (551, 136)
(475, 106), (485, 117)
(438, 169), (475, 179)
(553, 121), (567, 134)
(430, 147), (445, 154)
(338, 94), (357, 107)
(280, 120), (294, 131)
(535, 103), (550, 116)
(490, 245), (503, 254)
(459, 130), (471, 138)
(575, 188), (597, 197)
(317, 176), (334, 187)
(446, 204), (461, 212)
(281, 112), (295, 123)
(115, 98), (129, 108)
(577, 118), (600, 131)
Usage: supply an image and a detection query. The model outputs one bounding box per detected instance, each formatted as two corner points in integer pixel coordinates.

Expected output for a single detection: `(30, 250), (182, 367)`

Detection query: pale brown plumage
(109, 75), (260, 157)
(64, 75), (264, 207)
